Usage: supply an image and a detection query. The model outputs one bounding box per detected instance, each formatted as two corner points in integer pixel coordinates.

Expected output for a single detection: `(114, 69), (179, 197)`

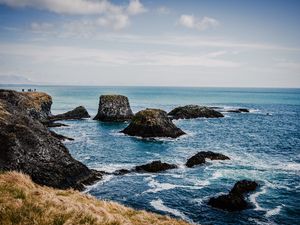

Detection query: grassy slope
(0, 172), (191, 225)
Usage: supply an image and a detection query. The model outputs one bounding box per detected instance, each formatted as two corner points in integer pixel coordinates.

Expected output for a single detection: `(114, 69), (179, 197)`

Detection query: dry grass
(21, 92), (52, 111)
(0, 101), (11, 121)
(0, 172), (191, 225)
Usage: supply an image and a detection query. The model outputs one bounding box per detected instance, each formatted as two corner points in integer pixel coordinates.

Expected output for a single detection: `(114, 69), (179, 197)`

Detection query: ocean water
(1, 85), (300, 225)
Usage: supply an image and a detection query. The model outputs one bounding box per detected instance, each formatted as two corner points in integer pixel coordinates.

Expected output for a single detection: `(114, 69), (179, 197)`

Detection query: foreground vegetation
(0, 171), (190, 225)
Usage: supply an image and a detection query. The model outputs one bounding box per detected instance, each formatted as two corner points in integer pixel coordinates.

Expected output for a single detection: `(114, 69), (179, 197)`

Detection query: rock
(135, 161), (177, 173)
(113, 169), (132, 175)
(94, 95), (133, 122)
(208, 193), (248, 211)
(208, 180), (258, 211)
(121, 108), (185, 138)
(230, 180), (258, 195)
(50, 106), (90, 121)
(0, 89), (101, 190)
(50, 130), (74, 141)
(186, 151), (230, 168)
(44, 122), (68, 127)
(168, 105), (224, 119)
(227, 108), (249, 113)
(0, 90), (52, 121)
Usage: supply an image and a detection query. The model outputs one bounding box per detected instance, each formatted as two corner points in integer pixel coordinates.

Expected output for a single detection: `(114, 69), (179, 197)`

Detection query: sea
(1, 85), (300, 225)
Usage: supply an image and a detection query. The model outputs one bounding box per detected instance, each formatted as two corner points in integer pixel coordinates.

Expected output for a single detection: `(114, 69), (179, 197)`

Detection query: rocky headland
(0, 89), (101, 190)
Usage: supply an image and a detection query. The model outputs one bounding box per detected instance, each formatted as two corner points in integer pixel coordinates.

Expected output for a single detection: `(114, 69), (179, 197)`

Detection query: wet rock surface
(135, 160), (177, 173)
(94, 95), (133, 122)
(208, 180), (258, 211)
(0, 89), (102, 190)
(168, 105), (224, 119)
(122, 108), (185, 138)
(186, 151), (230, 168)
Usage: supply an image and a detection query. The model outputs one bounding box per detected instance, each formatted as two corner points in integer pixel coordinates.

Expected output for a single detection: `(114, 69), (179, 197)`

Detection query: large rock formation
(49, 106), (90, 121)
(0, 89), (101, 190)
(135, 161), (177, 173)
(208, 180), (258, 211)
(168, 105), (224, 119)
(121, 108), (185, 138)
(94, 95), (133, 122)
(186, 151), (230, 168)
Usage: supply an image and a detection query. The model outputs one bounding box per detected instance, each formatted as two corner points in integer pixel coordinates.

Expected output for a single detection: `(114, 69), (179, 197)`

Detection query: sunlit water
(2, 85), (300, 225)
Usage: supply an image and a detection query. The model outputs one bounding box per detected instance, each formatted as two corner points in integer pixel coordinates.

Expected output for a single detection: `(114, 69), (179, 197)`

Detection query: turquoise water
(1, 85), (300, 225)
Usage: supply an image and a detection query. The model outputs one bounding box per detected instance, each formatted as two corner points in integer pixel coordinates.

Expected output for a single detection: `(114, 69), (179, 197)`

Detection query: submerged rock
(135, 161), (177, 173)
(94, 94), (133, 122)
(50, 106), (90, 121)
(0, 89), (101, 190)
(208, 180), (258, 211)
(168, 105), (224, 119)
(121, 108), (185, 138)
(186, 151), (230, 168)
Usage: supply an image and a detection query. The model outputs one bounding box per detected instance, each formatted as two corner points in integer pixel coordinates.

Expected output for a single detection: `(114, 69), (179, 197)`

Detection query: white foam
(83, 175), (114, 193)
(249, 186), (268, 211)
(265, 205), (282, 217)
(211, 171), (223, 180)
(150, 199), (188, 220)
(92, 163), (134, 173)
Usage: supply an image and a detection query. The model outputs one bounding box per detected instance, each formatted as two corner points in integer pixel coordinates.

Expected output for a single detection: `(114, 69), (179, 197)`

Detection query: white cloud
(178, 15), (219, 31)
(127, 0), (147, 15)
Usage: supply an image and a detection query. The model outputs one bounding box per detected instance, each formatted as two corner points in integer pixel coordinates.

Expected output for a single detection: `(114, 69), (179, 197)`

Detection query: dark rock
(0, 89), (101, 190)
(113, 169), (132, 175)
(94, 95), (133, 122)
(208, 193), (248, 211)
(50, 106), (90, 121)
(121, 108), (185, 138)
(230, 180), (258, 195)
(227, 108), (249, 113)
(186, 151), (230, 168)
(208, 180), (258, 211)
(43, 121), (68, 127)
(168, 105), (224, 119)
(50, 130), (74, 141)
(135, 161), (177, 173)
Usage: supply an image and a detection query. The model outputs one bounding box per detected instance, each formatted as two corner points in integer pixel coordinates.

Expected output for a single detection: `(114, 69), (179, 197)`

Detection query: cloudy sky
(0, 0), (299, 87)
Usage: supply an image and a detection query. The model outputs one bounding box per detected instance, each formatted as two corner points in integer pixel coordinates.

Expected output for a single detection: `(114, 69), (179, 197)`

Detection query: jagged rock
(135, 161), (177, 173)
(50, 106), (90, 121)
(44, 122), (68, 127)
(0, 89), (101, 190)
(208, 180), (258, 211)
(121, 108), (185, 138)
(168, 105), (224, 119)
(94, 95), (133, 122)
(227, 108), (249, 113)
(230, 180), (258, 195)
(186, 151), (230, 168)
(50, 130), (74, 141)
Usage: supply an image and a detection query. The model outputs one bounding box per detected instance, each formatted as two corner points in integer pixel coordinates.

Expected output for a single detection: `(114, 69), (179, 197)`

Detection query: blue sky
(0, 0), (299, 87)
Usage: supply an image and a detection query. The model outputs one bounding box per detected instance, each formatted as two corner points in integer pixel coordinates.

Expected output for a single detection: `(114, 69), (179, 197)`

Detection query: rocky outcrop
(121, 108), (185, 138)
(186, 151), (230, 168)
(50, 130), (74, 141)
(94, 95), (133, 122)
(168, 105), (224, 119)
(135, 161), (177, 173)
(0, 89), (101, 190)
(208, 180), (258, 211)
(49, 106), (90, 121)
(226, 108), (249, 113)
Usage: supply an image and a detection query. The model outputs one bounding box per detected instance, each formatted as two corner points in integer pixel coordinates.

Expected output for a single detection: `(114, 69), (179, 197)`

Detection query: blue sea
(1, 85), (300, 225)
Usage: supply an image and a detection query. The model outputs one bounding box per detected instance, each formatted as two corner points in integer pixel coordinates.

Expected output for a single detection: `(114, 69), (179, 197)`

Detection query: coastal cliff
(0, 90), (101, 190)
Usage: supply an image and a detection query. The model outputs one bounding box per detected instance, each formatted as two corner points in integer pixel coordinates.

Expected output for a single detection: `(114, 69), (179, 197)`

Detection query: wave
(265, 205), (282, 217)
(150, 199), (188, 221)
(84, 174), (114, 193)
(249, 186), (268, 211)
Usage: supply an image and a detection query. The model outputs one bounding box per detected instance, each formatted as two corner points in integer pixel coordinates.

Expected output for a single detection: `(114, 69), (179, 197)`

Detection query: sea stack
(94, 94), (133, 122)
(49, 106), (90, 121)
(121, 108), (185, 138)
(168, 105), (224, 119)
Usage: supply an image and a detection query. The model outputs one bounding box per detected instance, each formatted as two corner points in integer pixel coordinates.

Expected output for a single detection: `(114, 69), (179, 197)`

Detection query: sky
(0, 0), (299, 87)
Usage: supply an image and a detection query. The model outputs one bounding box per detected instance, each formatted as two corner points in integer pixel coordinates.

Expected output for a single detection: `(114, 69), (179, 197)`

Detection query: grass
(0, 172), (191, 225)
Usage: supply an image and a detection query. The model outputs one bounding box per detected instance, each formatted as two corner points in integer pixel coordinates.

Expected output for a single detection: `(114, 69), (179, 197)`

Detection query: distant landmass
(0, 75), (33, 84)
